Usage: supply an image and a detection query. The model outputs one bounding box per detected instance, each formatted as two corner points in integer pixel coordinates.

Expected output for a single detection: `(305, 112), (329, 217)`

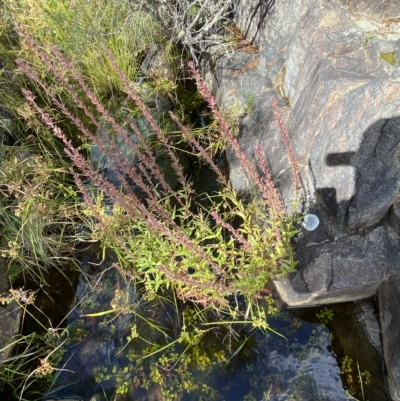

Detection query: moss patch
(379, 52), (397, 66)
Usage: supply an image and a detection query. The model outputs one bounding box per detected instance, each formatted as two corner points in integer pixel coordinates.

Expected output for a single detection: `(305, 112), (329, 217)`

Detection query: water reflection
(258, 314), (349, 400)
(46, 258), (351, 401)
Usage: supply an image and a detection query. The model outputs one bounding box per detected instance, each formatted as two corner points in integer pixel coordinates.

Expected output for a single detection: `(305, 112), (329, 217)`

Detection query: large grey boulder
(204, 0), (400, 306)
(205, 1), (400, 396)
(233, 0), (400, 227)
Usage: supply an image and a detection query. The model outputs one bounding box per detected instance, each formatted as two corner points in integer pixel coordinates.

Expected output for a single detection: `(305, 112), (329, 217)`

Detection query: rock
(338, 0), (400, 20)
(0, 300), (22, 363)
(140, 46), (175, 114)
(355, 302), (383, 356)
(90, 115), (155, 188)
(89, 394), (106, 401)
(89, 111), (180, 199)
(232, 0), (400, 228)
(203, 0), (400, 306)
(259, 310), (351, 401)
(0, 109), (13, 145)
(0, 258), (21, 364)
(320, 302), (389, 400)
(379, 271), (400, 401)
(48, 254), (138, 400)
(275, 221), (400, 306)
(129, 383), (165, 401)
(388, 201), (400, 233)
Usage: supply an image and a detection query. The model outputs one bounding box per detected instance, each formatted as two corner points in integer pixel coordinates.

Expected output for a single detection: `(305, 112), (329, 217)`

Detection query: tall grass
(0, 141), (89, 283)
(3, 0), (169, 97)
(0, 0), (177, 286)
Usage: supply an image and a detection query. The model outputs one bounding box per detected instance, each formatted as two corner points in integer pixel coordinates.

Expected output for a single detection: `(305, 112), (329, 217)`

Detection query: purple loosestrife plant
(272, 97), (301, 197)
(18, 39), (299, 320)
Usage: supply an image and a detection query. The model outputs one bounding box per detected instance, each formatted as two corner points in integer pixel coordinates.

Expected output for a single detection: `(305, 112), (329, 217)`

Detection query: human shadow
(313, 117), (400, 228)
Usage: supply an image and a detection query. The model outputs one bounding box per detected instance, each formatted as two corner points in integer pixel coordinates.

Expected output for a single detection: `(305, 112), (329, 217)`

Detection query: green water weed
(316, 306), (334, 326)
(340, 355), (371, 399)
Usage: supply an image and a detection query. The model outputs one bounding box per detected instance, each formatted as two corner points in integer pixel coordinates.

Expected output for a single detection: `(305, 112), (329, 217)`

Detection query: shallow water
(41, 253), (379, 401)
